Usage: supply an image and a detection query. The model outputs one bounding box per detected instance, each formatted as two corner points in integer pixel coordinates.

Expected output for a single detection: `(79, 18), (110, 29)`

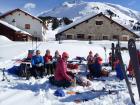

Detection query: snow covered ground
(0, 37), (140, 105)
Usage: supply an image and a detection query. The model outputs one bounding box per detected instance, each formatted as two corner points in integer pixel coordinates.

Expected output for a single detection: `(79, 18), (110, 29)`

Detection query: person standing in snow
(31, 50), (44, 78)
(44, 49), (53, 75)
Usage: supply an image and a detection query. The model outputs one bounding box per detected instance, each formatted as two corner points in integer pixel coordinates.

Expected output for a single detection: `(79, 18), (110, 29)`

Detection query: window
(25, 24), (30, 29)
(96, 21), (103, 25)
(67, 35), (73, 39)
(122, 36), (128, 41)
(88, 36), (92, 40)
(113, 35), (119, 40)
(77, 34), (84, 39)
(103, 36), (108, 40)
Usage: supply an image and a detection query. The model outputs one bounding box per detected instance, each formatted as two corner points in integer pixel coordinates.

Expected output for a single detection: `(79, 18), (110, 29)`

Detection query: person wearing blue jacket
(31, 50), (44, 78)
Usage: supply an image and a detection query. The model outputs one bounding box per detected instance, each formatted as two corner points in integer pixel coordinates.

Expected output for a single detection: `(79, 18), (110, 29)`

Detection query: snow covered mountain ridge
(39, 1), (140, 21)
(39, 1), (140, 35)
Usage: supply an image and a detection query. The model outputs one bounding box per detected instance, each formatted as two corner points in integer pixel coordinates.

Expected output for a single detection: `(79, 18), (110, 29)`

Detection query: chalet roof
(0, 8), (43, 23)
(56, 13), (139, 38)
(0, 20), (31, 35)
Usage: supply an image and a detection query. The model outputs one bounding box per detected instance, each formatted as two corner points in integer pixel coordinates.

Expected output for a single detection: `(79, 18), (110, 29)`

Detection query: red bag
(67, 63), (79, 69)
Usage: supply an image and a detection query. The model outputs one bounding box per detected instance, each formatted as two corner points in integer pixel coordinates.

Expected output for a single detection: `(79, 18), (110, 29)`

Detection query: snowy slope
(0, 39), (140, 105)
(39, 1), (140, 21)
(39, 1), (140, 35)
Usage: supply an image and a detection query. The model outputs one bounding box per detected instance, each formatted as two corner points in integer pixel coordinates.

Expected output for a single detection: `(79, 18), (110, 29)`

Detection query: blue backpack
(54, 88), (65, 97)
(115, 64), (124, 80)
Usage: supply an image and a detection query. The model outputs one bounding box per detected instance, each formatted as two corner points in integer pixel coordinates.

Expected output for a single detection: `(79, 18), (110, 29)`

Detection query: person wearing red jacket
(44, 49), (53, 75)
(92, 53), (103, 77)
(54, 52), (74, 87)
(87, 51), (94, 73)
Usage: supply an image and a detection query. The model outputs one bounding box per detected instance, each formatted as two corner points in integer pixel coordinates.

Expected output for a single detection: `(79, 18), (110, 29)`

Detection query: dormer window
(96, 21), (103, 25)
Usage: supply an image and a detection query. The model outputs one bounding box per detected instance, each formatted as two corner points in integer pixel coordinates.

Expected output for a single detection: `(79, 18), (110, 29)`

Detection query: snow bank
(0, 35), (12, 42)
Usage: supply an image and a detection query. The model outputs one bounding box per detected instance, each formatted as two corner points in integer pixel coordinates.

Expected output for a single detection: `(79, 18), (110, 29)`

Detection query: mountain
(0, 12), (2, 16)
(38, 1), (140, 35)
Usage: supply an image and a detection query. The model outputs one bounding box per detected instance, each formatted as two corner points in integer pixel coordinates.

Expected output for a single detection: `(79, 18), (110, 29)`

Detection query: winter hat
(62, 52), (69, 58)
(36, 50), (41, 54)
(89, 51), (92, 54)
(54, 88), (65, 97)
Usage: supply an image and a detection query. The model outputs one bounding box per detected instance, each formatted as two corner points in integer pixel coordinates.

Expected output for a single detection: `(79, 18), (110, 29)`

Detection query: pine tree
(52, 18), (60, 30)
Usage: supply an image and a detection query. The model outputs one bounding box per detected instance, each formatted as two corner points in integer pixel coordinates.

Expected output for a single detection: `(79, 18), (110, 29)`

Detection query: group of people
(23, 48), (140, 88)
(26, 50), (92, 87)
(86, 51), (103, 79)
(29, 49), (60, 79)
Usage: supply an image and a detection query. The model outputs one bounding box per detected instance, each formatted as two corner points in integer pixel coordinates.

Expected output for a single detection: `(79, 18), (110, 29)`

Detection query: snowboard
(128, 38), (140, 99)
(115, 43), (135, 105)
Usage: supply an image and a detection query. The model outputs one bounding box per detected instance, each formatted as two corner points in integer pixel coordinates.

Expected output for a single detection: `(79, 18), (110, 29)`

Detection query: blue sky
(0, 0), (140, 16)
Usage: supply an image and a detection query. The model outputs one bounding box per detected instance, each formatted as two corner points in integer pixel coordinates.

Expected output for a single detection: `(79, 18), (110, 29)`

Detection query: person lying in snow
(31, 50), (44, 79)
(49, 52), (91, 88)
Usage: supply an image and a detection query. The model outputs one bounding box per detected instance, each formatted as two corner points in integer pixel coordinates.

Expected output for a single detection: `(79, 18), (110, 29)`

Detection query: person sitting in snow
(52, 50), (61, 69)
(92, 53), (103, 77)
(44, 49), (53, 75)
(31, 50), (44, 79)
(50, 52), (75, 87)
(87, 51), (95, 74)
(87, 53), (103, 79)
(49, 52), (92, 87)
(127, 50), (140, 77)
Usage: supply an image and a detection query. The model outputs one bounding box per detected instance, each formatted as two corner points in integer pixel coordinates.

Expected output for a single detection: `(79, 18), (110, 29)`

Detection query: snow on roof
(0, 35), (12, 42)
(0, 8), (43, 23)
(56, 13), (99, 34)
(0, 20), (31, 35)
(56, 13), (139, 37)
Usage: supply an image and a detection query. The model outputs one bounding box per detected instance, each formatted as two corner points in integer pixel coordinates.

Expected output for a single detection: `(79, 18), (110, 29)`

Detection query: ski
(115, 43), (135, 105)
(112, 43), (115, 70)
(73, 88), (119, 103)
(128, 38), (140, 99)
